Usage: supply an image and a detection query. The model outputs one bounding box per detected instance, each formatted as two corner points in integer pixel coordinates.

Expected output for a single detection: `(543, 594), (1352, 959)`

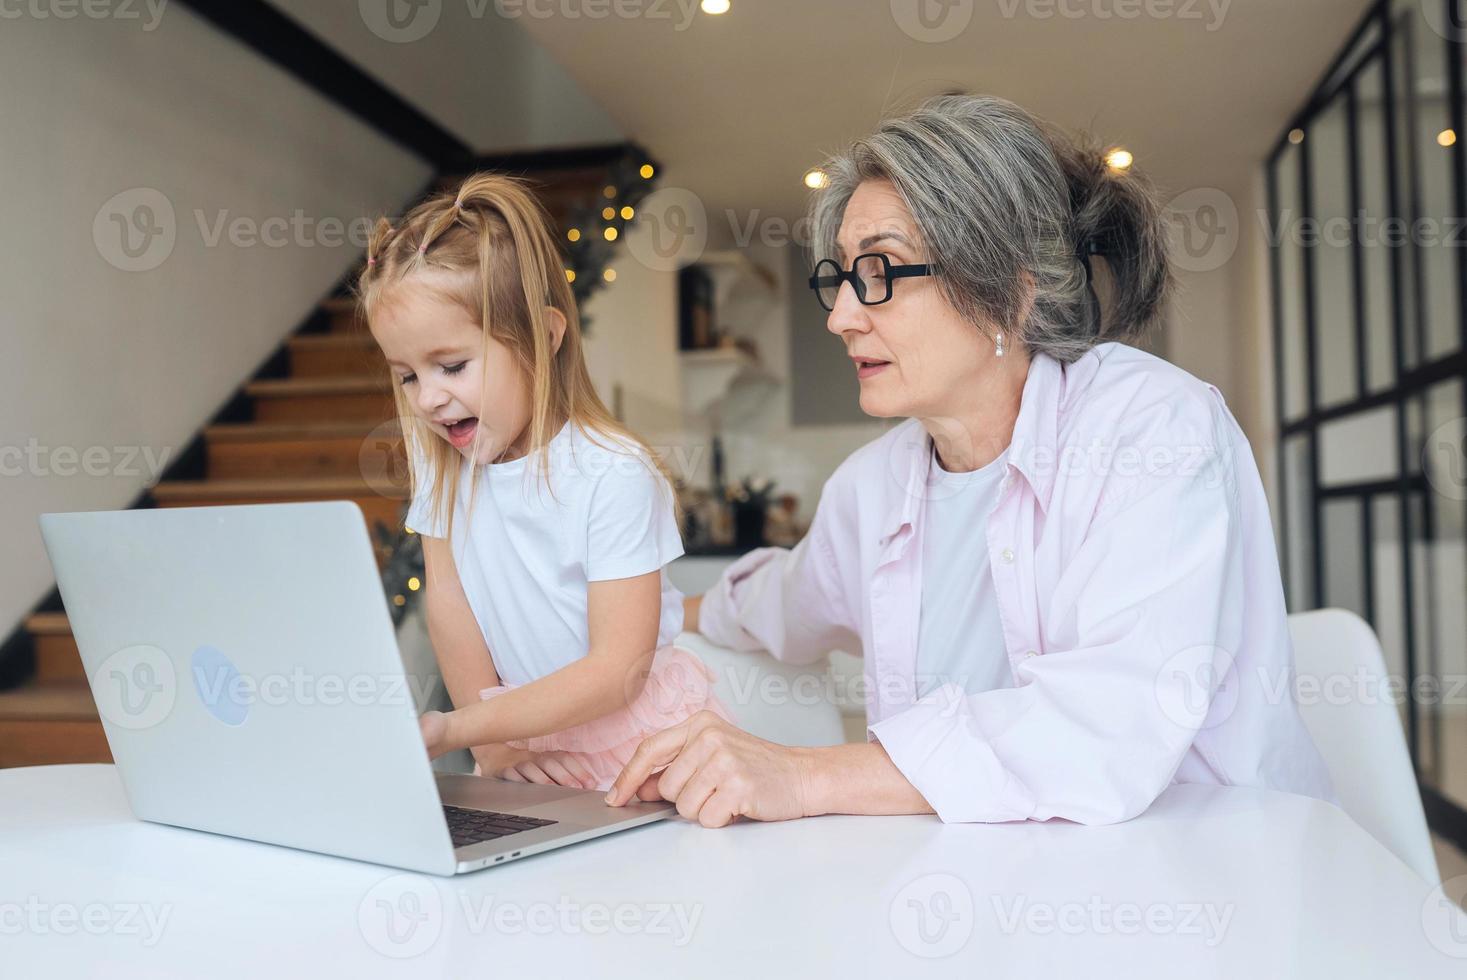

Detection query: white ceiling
(517, 0), (1376, 220)
(274, 0), (1375, 220)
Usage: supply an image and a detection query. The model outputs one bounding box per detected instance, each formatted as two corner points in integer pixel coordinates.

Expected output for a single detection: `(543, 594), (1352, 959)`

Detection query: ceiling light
(1104, 148), (1133, 171)
(702, 0), (730, 13)
(804, 168), (828, 189)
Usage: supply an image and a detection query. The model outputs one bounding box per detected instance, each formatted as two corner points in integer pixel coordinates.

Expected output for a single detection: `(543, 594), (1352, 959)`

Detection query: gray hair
(810, 94), (1171, 364)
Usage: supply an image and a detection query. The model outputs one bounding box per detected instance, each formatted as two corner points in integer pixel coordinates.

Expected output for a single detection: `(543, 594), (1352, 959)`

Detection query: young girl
(357, 173), (731, 792)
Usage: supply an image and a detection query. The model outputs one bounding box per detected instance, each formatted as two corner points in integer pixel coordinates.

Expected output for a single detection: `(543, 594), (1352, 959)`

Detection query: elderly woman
(605, 94), (1336, 826)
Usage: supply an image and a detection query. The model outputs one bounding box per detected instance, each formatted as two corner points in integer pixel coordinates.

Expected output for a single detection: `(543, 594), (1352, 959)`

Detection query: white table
(3, 765), (1465, 977)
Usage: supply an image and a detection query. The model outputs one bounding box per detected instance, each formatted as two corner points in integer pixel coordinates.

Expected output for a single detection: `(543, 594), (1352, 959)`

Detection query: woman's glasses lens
(812, 260), (843, 311)
(854, 254), (890, 305)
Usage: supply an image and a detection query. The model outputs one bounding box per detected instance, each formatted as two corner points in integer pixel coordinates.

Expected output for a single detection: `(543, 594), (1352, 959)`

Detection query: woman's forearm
(441, 651), (653, 752)
(799, 741), (936, 817)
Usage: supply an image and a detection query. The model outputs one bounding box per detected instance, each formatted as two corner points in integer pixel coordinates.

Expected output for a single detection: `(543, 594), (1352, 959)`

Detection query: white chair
(1288, 608), (1439, 884)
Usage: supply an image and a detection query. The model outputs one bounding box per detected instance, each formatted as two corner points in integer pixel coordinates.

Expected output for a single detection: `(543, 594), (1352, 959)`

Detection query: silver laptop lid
(39, 502), (459, 875)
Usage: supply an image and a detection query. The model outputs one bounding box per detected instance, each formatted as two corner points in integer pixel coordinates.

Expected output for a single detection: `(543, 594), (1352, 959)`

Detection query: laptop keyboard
(443, 804), (558, 849)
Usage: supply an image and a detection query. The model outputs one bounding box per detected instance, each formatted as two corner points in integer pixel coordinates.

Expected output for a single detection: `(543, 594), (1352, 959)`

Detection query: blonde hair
(356, 172), (673, 540)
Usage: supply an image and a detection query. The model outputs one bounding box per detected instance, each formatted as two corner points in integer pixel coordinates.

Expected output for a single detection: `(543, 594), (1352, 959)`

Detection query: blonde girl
(357, 173), (730, 792)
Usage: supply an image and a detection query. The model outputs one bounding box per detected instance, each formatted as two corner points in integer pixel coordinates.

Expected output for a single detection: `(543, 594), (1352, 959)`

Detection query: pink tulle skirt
(471, 645), (732, 792)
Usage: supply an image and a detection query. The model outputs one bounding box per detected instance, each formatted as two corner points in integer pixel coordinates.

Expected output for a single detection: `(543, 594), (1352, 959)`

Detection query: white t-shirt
(916, 443), (1014, 700)
(404, 422), (686, 686)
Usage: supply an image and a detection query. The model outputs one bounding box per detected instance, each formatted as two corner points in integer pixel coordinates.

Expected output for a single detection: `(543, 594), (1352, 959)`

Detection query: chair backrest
(1288, 608), (1439, 884)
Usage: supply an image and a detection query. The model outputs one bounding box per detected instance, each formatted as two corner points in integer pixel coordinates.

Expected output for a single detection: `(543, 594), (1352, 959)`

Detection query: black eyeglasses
(807, 253), (933, 312)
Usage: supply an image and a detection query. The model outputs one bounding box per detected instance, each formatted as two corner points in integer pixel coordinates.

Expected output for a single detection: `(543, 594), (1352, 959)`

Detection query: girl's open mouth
(444, 417), (479, 449)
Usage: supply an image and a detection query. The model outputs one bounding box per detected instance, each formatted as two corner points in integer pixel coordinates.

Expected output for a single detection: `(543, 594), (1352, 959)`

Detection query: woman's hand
(604, 710), (814, 827)
(494, 750), (600, 790)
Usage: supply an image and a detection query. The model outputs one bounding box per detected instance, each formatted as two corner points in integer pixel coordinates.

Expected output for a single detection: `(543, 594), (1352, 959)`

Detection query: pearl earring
(995, 330), (1005, 358)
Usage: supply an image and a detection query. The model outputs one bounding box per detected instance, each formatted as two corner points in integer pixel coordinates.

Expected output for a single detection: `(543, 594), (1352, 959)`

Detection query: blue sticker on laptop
(191, 645), (248, 726)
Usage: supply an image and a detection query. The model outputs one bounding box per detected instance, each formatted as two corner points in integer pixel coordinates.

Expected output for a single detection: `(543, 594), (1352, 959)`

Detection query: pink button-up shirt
(699, 342), (1337, 824)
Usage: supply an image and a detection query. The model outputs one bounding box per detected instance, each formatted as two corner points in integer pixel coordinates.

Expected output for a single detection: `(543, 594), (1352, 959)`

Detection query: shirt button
(1001, 548), (1015, 564)
(1024, 649), (1039, 659)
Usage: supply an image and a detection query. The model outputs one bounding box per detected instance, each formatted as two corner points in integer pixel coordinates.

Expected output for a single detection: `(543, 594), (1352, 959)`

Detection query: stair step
(245, 376), (394, 424)
(205, 421), (405, 480)
(320, 297), (363, 334)
(151, 477), (407, 532)
(0, 682), (110, 767)
(25, 612), (84, 684)
(288, 333), (380, 377)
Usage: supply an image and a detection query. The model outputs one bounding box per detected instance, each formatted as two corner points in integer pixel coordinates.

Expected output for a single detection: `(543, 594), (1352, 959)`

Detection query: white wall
(0, 7), (432, 636)
(266, 0), (622, 153)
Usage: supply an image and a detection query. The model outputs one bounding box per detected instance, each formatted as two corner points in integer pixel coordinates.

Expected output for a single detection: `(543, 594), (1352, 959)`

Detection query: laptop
(38, 501), (674, 876)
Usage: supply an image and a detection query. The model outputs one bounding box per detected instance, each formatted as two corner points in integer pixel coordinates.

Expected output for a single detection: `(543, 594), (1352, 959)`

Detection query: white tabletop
(3, 764), (1465, 977)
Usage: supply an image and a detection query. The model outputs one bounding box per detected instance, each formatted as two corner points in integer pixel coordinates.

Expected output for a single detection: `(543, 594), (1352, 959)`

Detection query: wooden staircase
(0, 296), (403, 768)
(0, 147), (658, 768)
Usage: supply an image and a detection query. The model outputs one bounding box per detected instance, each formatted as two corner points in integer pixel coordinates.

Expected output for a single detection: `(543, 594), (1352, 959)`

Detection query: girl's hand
(494, 750), (599, 790)
(419, 710), (450, 759)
